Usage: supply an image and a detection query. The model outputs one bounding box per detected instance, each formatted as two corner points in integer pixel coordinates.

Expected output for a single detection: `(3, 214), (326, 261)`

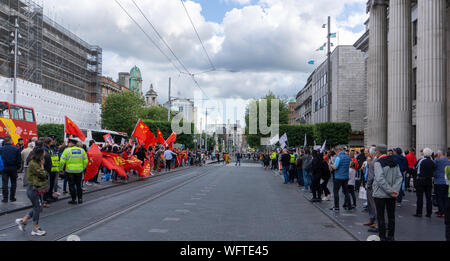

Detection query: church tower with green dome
(129, 66), (143, 95)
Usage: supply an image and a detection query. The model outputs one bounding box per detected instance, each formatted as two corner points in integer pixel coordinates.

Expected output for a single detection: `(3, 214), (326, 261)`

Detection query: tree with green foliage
(102, 91), (145, 135)
(313, 122), (352, 147)
(244, 91), (289, 148)
(139, 106), (178, 122)
(37, 124), (65, 144)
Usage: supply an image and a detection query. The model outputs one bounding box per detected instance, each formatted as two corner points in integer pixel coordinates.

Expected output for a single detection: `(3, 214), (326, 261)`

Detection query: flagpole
(63, 116), (67, 145)
(131, 119), (141, 137)
(327, 15), (332, 123)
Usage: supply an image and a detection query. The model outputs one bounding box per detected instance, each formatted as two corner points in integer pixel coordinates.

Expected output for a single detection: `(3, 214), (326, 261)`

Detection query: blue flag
(330, 32), (337, 38)
(308, 60), (314, 65)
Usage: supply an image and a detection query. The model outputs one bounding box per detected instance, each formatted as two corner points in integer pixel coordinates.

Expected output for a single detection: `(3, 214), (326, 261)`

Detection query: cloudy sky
(42, 0), (367, 128)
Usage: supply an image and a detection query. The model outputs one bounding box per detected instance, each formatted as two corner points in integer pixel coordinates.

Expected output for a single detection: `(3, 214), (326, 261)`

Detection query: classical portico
(366, 0), (449, 152)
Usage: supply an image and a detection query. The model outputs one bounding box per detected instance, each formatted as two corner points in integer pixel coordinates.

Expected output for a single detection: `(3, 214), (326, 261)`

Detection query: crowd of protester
(252, 144), (450, 241)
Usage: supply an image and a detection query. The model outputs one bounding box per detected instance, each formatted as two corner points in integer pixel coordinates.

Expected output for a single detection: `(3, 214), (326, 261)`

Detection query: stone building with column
(361, 0), (450, 152)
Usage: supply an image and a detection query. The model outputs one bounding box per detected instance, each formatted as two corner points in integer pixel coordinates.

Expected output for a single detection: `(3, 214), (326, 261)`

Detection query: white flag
(279, 133), (288, 144)
(320, 140), (327, 153)
(304, 134), (307, 147)
(270, 134), (280, 146)
(121, 138), (126, 146)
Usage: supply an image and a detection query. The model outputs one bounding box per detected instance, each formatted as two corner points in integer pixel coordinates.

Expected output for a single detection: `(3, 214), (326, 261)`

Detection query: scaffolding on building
(0, 0), (43, 84)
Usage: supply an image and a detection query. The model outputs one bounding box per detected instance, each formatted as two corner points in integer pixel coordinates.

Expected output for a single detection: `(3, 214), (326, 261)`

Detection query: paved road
(0, 161), (354, 241)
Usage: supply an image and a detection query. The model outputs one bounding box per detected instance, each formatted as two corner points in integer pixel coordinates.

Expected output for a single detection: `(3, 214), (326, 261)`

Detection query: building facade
(145, 84), (159, 107)
(0, 75), (101, 129)
(164, 98), (196, 123)
(295, 75), (313, 124)
(299, 45), (366, 134)
(288, 98), (296, 124)
(99, 76), (129, 105)
(0, 0), (103, 104)
(129, 66), (143, 95)
(362, 0), (450, 152)
(118, 72), (130, 89)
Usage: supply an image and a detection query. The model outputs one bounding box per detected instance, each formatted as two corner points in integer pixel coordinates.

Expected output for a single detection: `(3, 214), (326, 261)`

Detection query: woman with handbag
(15, 147), (48, 236)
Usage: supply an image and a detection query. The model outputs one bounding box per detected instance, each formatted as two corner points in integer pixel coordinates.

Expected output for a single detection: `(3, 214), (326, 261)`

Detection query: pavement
(0, 160), (217, 217)
(270, 166), (447, 241)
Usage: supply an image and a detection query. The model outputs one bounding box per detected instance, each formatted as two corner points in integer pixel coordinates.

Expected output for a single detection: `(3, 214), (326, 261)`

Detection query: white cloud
(41, 0), (366, 125)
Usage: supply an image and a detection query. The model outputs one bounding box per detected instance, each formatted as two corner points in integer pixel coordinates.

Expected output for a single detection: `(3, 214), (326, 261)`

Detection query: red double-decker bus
(0, 101), (38, 145)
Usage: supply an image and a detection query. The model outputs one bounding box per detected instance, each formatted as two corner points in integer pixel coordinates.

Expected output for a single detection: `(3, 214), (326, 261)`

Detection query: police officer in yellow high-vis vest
(60, 139), (88, 205)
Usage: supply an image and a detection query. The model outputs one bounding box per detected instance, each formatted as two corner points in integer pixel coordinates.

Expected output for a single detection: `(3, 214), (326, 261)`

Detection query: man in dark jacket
(0, 137), (22, 202)
(393, 148), (408, 204)
(310, 150), (323, 202)
(414, 148), (436, 218)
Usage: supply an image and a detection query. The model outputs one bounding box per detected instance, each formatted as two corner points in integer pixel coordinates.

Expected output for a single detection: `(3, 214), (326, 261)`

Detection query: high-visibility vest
(51, 151), (60, 172)
(270, 153), (276, 160)
(60, 146), (88, 174)
(290, 154), (296, 164)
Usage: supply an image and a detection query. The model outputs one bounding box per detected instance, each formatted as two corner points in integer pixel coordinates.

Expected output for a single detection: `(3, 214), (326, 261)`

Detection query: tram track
(0, 165), (218, 239)
(53, 167), (214, 241)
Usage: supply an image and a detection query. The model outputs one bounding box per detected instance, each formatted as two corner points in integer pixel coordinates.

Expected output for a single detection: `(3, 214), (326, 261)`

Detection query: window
(413, 20), (418, 46)
(10, 106), (24, 121)
(0, 102), (9, 118)
(413, 68), (417, 100)
(24, 108), (35, 122)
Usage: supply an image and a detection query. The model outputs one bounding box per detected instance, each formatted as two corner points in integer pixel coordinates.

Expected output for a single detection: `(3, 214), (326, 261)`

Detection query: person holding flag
(60, 139), (88, 205)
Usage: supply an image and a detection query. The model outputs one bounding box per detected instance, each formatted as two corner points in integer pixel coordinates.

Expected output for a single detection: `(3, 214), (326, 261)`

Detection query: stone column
(388, 0), (412, 151)
(447, 5), (450, 150)
(367, 0), (388, 146)
(417, 0), (447, 152)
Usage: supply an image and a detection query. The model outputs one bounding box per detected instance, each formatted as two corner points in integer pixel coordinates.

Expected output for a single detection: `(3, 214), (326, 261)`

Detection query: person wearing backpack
(414, 148), (436, 218)
(302, 149), (313, 191)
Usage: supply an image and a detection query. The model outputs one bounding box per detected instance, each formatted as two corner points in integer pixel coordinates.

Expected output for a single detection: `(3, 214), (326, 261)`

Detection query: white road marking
(149, 229), (169, 233)
(191, 198), (201, 200)
(196, 193), (206, 196)
(163, 217), (181, 222)
(175, 209), (190, 213)
(184, 203), (196, 206)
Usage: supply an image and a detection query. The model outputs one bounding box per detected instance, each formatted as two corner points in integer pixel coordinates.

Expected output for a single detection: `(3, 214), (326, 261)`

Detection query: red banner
(140, 160), (151, 178)
(103, 134), (114, 145)
(84, 144), (103, 181)
(102, 152), (127, 178)
(65, 116), (86, 141)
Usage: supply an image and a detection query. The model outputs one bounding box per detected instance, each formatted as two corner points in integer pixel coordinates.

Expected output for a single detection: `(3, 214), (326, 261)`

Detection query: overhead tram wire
(115, 0), (209, 99)
(180, 0), (216, 71)
(131, 0), (192, 76)
(114, 0), (185, 74)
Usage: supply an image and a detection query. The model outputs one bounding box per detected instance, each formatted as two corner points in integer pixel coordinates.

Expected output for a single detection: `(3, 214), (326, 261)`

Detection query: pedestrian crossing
(224, 163), (262, 168)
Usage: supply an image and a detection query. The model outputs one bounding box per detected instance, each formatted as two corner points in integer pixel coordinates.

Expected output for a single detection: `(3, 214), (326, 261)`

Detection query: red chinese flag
(101, 152), (127, 178)
(84, 144), (102, 181)
(65, 116), (86, 141)
(157, 129), (166, 145)
(145, 131), (157, 148)
(139, 160), (151, 178)
(132, 119), (150, 145)
(165, 132), (177, 145)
